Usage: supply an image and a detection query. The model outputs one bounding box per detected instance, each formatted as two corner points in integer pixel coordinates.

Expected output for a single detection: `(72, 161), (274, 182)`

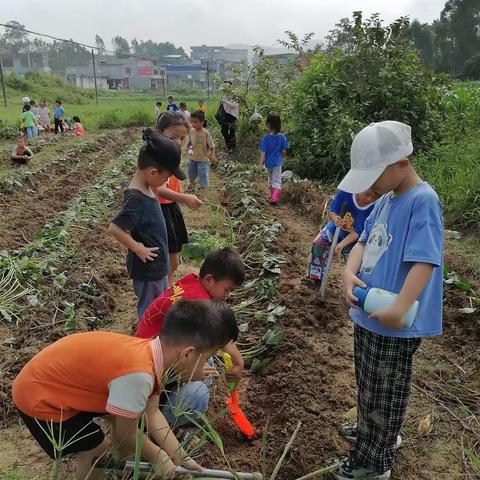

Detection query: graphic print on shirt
(360, 223), (392, 275)
(343, 212), (354, 231)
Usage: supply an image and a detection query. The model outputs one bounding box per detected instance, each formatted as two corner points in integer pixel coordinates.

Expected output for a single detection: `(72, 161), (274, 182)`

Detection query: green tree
(1, 20), (29, 53)
(434, 0), (480, 75)
(95, 34), (106, 55)
(403, 19), (436, 68)
(112, 35), (130, 55)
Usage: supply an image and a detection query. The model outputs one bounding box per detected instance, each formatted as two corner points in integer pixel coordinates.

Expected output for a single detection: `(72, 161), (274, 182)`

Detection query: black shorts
(161, 202), (188, 254)
(18, 409), (106, 459)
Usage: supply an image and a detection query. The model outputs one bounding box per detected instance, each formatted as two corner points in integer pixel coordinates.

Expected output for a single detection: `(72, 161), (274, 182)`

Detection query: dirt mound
(283, 179), (331, 225)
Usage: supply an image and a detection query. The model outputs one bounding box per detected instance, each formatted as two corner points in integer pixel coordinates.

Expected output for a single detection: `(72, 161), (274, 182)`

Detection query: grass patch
(415, 132), (480, 231)
(0, 72), (220, 132)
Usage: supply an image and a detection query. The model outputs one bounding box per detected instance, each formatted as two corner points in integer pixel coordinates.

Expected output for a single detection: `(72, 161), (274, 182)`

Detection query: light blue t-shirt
(324, 189), (375, 242)
(259, 133), (288, 168)
(54, 106), (64, 119)
(350, 182), (444, 338)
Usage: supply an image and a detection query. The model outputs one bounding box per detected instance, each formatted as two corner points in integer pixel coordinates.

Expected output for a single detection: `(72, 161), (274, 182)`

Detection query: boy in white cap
(331, 121), (444, 479)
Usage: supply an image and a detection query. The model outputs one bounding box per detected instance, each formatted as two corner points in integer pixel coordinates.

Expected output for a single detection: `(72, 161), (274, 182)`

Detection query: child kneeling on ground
(307, 188), (376, 285)
(13, 299), (238, 480)
(136, 248), (246, 429)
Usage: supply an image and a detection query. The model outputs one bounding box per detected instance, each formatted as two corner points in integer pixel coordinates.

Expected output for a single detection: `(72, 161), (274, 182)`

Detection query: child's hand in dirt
(201, 363), (218, 381)
(133, 242), (159, 263)
(369, 305), (405, 329)
(226, 362), (244, 384)
(183, 194), (203, 210)
(343, 270), (367, 308)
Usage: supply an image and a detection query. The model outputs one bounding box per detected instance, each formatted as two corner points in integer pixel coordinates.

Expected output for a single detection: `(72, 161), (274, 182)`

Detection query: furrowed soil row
(0, 129), (137, 251)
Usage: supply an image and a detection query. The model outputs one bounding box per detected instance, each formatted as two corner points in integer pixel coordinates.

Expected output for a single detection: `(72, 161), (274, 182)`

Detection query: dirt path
(0, 129), (137, 251)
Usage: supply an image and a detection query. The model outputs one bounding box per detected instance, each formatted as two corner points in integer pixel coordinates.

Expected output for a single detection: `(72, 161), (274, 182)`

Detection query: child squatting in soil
(332, 121), (444, 480)
(11, 136), (33, 166)
(152, 112), (203, 286)
(108, 134), (186, 320)
(259, 114), (288, 205)
(13, 299), (238, 480)
(307, 188), (376, 285)
(136, 248), (246, 429)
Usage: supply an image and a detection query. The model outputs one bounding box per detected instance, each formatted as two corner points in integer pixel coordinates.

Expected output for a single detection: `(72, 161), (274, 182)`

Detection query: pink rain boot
(268, 187), (273, 202)
(270, 188), (281, 205)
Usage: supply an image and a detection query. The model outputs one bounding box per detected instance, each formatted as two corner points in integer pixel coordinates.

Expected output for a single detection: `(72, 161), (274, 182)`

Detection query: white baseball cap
(22, 97), (30, 104)
(338, 121), (413, 193)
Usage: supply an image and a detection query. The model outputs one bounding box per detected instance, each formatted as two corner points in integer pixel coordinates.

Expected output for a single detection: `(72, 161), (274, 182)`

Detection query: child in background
(167, 96), (178, 112)
(154, 112), (203, 286)
(136, 249), (246, 427)
(38, 100), (50, 133)
(22, 97), (30, 112)
(179, 102), (191, 126)
(187, 110), (215, 190)
(54, 99), (65, 134)
(22, 104), (37, 139)
(198, 99), (207, 127)
(11, 136), (33, 166)
(259, 114), (288, 204)
(154, 101), (162, 122)
(307, 188), (376, 285)
(108, 134), (186, 320)
(332, 121), (444, 480)
(72, 116), (85, 136)
(198, 99), (207, 113)
(12, 300), (237, 479)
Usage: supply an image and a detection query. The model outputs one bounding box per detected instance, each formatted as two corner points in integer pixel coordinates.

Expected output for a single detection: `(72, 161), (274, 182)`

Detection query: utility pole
(162, 67), (166, 99)
(0, 59), (7, 107)
(91, 49), (99, 105)
(206, 61), (210, 99)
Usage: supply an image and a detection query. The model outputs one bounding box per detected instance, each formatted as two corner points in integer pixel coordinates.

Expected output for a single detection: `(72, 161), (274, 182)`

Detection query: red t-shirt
(136, 273), (211, 338)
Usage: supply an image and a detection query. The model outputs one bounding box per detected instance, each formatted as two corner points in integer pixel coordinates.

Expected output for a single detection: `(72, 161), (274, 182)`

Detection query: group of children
(155, 97), (207, 126)
(12, 110), (444, 480)
(12, 98), (85, 166)
(20, 97), (85, 139)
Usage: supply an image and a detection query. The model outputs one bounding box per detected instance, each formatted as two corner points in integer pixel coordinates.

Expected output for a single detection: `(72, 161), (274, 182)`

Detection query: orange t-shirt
(158, 175), (182, 205)
(12, 332), (163, 421)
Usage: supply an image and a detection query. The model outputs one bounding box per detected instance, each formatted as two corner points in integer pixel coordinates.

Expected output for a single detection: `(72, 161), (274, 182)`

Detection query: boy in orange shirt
(13, 300), (238, 480)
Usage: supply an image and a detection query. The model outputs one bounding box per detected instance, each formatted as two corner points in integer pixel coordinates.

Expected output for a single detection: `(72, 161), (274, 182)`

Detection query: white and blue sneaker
(340, 422), (402, 449)
(330, 454), (391, 480)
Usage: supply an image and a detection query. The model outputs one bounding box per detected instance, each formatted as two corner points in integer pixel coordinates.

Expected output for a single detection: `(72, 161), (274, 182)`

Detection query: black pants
(221, 123), (236, 151)
(54, 118), (64, 134)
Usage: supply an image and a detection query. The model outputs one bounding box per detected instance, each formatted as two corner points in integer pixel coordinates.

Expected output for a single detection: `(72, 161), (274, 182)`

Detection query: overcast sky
(2, 0), (446, 53)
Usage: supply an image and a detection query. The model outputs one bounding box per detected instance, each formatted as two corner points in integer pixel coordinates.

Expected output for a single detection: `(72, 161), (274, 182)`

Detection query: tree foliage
(402, 20), (435, 68)
(112, 35), (130, 55)
(130, 39), (187, 62)
(285, 12), (449, 180)
(95, 35), (106, 55)
(434, 0), (480, 75)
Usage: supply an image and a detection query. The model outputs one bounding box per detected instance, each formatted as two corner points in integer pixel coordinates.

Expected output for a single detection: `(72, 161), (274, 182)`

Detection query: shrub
(97, 110), (122, 129)
(122, 109), (151, 127)
(286, 13), (449, 182)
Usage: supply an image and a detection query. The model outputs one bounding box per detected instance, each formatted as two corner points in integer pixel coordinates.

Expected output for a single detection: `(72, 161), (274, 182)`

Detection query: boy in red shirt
(136, 248), (245, 427)
(13, 300), (238, 480)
